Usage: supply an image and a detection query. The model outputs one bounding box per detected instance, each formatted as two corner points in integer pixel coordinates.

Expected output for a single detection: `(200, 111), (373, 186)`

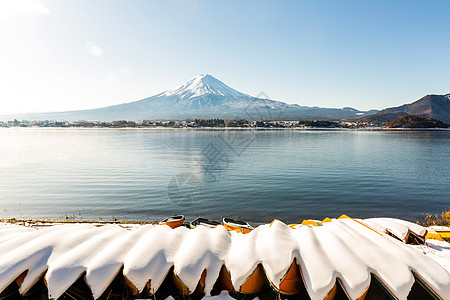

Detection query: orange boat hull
(172, 269), (207, 295)
(160, 220), (184, 229)
(278, 259), (304, 295)
(239, 265), (266, 294)
(223, 223), (252, 234)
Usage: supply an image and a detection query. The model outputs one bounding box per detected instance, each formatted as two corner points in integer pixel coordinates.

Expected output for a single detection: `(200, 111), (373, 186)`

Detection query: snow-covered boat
(269, 258), (303, 296)
(222, 218), (253, 234)
(429, 226), (450, 241)
(0, 216), (449, 299)
(190, 217), (220, 229)
(159, 215), (185, 229)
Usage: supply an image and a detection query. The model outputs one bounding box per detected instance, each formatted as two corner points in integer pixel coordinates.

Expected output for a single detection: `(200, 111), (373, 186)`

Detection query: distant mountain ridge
(0, 74), (377, 121)
(358, 94), (450, 123)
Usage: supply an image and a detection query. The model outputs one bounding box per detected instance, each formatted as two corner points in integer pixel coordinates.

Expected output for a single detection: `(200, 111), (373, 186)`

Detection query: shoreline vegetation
(422, 210), (450, 226)
(1, 115), (449, 130)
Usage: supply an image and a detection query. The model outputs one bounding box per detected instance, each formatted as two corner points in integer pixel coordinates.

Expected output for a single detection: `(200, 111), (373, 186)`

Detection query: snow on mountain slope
(0, 74), (378, 121)
(160, 74), (250, 99)
(132, 74), (287, 112)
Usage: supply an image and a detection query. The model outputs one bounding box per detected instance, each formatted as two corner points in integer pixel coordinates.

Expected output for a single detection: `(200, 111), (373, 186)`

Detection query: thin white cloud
(35, 2), (50, 16)
(85, 42), (103, 57)
(0, 0), (49, 19)
(91, 46), (103, 57)
(118, 67), (131, 79)
(106, 72), (119, 81)
(106, 67), (132, 81)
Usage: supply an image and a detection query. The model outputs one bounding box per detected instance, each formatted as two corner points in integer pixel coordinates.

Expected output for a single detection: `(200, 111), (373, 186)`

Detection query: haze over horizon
(1, 0), (450, 114)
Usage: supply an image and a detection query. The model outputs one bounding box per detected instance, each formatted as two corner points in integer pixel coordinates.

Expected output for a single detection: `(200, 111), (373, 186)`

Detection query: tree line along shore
(1, 114), (449, 129)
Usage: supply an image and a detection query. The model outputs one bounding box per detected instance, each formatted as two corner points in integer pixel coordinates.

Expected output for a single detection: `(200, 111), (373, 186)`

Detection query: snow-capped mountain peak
(161, 74), (249, 99)
(2, 73), (380, 121)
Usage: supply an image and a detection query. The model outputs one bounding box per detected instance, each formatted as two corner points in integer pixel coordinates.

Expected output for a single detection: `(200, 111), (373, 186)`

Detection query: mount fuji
(1, 74), (377, 121)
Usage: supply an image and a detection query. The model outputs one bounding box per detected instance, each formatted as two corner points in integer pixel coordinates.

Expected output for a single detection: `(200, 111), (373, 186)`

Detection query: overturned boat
(0, 216), (449, 299)
(429, 226), (450, 241)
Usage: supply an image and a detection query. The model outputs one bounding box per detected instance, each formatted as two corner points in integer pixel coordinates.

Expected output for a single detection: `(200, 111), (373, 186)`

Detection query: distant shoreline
(1, 127), (449, 131)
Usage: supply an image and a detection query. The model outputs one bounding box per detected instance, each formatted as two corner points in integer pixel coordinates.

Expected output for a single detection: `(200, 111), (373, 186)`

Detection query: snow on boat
(190, 217), (221, 229)
(429, 226), (450, 241)
(0, 216), (449, 299)
(159, 215), (185, 229)
(222, 218), (253, 234)
(362, 217), (428, 244)
(265, 258), (304, 296)
(238, 265), (266, 294)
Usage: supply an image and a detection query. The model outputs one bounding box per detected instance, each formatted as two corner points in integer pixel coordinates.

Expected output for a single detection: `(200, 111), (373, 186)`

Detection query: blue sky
(1, 0), (449, 114)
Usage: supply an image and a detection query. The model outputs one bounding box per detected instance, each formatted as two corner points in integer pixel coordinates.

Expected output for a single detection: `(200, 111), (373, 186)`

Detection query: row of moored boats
(159, 215), (450, 241)
(159, 215), (254, 233)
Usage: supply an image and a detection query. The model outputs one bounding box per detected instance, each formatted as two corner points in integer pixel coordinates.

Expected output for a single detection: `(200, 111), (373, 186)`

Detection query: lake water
(0, 128), (448, 224)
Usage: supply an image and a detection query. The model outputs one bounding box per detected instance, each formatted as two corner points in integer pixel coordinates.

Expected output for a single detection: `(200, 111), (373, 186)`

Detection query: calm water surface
(0, 128), (448, 224)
